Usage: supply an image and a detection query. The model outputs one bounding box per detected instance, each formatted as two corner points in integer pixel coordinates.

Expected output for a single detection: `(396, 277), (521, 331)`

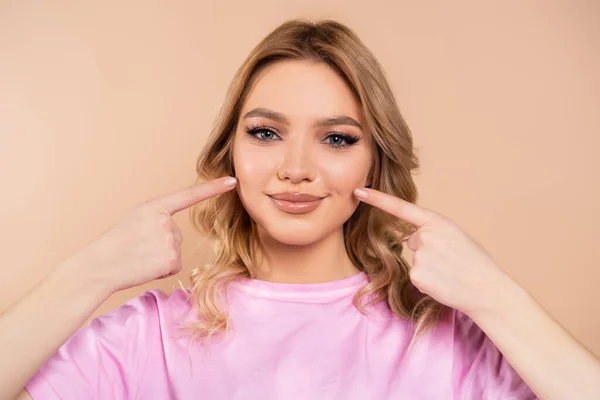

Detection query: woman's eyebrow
(314, 116), (362, 130)
(242, 108), (289, 124)
(242, 107), (362, 130)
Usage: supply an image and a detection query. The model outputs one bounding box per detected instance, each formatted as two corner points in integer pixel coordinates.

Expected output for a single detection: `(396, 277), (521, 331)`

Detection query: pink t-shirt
(26, 271), (536, 399)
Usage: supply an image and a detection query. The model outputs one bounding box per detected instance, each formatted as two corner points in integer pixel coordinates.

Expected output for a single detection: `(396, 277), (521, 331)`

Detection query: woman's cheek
(320, 155), (370, 193)
(234, 144), (277, 182)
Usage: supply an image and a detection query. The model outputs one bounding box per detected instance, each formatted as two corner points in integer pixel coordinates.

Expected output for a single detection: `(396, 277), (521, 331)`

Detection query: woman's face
(232, 60), (372, 246)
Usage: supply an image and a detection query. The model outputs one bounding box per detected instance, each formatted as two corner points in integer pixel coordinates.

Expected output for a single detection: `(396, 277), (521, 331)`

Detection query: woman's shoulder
(400, 307), (505, 367)
(117, 286), (193, 318)
(446, 308), (500, 355)
(131, 286), (192, 311)
(419, 307), (488, 340)
(25, 287), (195, 399)
(437, 309), (537, 399)
(87, 287), (194, 334)
(426, 307), (502, 357)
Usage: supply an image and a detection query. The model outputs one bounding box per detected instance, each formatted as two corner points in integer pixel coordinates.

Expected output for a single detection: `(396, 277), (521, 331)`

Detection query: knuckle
(412, 251), (420, 265)
(409, 267), (422, 283)
(172, 261), (182, 273)
(167, 258), (181, 273)
(157, 215), (172, 229)
(165, 235), (177, 250)
(409, 267), (418, 280)
(167, 248), (180, 262)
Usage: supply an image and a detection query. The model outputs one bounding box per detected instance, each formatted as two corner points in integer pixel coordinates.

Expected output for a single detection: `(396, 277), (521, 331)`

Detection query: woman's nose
(276, 139), (316, 184)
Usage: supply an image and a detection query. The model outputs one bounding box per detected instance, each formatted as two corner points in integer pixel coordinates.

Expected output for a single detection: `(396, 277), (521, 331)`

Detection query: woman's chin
(266, 231), (321, 247)
(257, 223), (327, 247)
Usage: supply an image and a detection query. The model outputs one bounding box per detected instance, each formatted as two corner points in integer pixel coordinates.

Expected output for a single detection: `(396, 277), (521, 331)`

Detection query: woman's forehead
(240, 60), (364, 126)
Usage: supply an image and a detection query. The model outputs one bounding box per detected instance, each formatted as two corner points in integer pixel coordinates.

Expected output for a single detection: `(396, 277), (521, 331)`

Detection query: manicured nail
(224, 177), (237, 187)
(354, 188), (368, 199)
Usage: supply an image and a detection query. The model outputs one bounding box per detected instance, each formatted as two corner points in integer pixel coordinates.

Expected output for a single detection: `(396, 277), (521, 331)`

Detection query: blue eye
(244, 126), (360, 149)
(245, 127), (280, 143)
(323, 133), (360, 148)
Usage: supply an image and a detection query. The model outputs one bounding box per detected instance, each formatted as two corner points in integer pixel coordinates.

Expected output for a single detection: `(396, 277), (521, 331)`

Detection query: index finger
(354, 187), (436, 228)
(154, 176), (237, 215)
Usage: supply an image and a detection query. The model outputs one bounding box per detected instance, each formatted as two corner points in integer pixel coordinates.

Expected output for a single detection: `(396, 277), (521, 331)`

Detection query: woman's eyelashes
(244, 125), (361, 149)
(323, 132), (360, 148)
(245, 126), (281, 143)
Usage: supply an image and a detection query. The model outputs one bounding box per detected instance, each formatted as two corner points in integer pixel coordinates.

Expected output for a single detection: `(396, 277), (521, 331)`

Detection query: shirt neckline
(231, 271), (369, 303)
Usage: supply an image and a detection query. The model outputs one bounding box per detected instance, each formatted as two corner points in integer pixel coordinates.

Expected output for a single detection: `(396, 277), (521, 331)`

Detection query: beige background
(1, 1), (598, 356)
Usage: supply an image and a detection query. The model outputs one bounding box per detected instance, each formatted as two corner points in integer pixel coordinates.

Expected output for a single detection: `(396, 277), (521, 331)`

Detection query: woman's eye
(245, 127), (280, 142)
(328, 134), (345, 145)
(257, 129), (276, 140)
(324, 133), (359, 148)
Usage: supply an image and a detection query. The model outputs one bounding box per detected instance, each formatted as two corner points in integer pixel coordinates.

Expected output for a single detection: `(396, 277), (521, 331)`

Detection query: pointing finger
(353, 187), (436, 228)
(154, 176), (237, 215)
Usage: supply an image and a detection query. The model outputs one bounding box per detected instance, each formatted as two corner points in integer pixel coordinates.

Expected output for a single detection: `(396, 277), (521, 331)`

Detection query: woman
(3, 19), (599, 400)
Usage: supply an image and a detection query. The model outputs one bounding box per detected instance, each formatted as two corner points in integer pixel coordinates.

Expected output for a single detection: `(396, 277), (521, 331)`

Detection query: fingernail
(224, 177), (237, 187)
(354, 188), (368, 199)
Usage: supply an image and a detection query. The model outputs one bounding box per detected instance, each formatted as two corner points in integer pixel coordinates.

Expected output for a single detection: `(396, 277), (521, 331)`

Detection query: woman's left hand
(353, 187), (515, 318)
(355, 187), (600, 400)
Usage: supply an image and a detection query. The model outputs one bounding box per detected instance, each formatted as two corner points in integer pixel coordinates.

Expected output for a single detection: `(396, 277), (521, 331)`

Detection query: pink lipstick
(268, 192), (325, 214)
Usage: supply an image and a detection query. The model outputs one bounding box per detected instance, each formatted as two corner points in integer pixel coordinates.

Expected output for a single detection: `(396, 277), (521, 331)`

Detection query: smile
(267, 192), (325, 214)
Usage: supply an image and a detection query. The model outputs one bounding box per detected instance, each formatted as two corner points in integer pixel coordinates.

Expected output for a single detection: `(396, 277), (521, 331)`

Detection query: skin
(353, 187), (600, 399)
(232, 60), (371, 283)
(233, 59), (600, 399)
(4, 178), (237, 400)
(4, 59), (600, 399)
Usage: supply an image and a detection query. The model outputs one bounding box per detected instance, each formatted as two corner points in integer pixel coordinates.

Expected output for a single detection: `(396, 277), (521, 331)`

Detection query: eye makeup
(244, 125), (361, 150)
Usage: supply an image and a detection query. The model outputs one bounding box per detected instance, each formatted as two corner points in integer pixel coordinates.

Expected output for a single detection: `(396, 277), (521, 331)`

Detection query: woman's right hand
(66, 176), (237, 294)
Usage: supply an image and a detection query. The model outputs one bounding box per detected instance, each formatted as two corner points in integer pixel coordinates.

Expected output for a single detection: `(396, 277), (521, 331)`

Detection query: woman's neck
(252, 228), (360, 284)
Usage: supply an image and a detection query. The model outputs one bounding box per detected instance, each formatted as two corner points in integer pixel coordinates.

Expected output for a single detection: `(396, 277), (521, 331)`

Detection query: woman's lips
(268, 192), (325, 214)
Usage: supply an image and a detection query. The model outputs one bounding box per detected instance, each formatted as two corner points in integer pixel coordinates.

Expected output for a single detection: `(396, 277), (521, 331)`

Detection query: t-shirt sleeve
(451, 310), (538, 400)
(24, 289), (167, 400)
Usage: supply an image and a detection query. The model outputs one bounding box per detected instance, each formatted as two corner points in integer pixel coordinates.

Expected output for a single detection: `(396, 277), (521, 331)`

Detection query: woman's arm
(0, 258), (111, 400)
(353, 187), (600, 399)
(471, 274), (600, 400)
(0, 178), (237, 400)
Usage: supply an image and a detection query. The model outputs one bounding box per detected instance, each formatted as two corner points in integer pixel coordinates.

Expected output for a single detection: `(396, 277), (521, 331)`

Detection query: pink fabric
(26, 272), (536, 399)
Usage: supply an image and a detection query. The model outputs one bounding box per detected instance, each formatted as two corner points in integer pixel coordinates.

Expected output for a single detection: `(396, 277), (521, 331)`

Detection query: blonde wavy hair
(187, 19), (445, 344)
